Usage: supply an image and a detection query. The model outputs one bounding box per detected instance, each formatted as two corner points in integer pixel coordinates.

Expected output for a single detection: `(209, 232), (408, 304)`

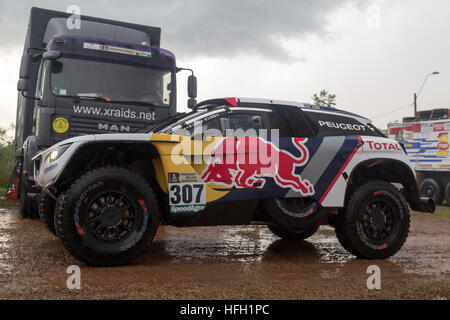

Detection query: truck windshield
(51, 57), (172, 107)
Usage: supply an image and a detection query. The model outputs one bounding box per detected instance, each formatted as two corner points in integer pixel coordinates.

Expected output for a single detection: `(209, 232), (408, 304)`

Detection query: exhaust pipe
(410, 197), (435, 213)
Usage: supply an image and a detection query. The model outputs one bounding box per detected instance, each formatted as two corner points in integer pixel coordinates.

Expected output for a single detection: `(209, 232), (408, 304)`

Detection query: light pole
(414, 71), (440, 118)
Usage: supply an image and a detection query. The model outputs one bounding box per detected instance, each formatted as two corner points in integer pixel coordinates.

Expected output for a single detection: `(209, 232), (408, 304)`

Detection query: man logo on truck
(98, 123), (130, 132)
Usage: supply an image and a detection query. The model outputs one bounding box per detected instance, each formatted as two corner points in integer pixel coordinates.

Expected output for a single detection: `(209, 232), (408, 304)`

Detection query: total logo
(365, 140), (402, 151)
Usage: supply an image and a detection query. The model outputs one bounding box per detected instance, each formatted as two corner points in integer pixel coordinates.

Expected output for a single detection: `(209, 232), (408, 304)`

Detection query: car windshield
(51, 57), (173, 107)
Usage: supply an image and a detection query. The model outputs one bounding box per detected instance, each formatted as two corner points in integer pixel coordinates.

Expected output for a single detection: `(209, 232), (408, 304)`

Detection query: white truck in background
(388, 108), (450, 205)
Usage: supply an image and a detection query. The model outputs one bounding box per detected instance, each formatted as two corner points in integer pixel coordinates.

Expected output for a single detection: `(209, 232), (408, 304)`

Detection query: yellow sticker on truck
(52, 117), (69, 133)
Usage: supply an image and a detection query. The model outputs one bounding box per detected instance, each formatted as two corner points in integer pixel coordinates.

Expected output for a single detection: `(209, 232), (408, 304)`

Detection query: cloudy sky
(0, 0), (449, 131)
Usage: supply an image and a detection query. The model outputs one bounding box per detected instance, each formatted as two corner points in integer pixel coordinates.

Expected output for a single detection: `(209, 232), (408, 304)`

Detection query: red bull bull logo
(201, 137), (315, 196)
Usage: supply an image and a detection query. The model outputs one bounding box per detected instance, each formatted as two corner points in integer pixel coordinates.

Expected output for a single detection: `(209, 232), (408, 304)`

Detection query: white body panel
(320, 136), (414, 207)
(34, 133), (152, 187)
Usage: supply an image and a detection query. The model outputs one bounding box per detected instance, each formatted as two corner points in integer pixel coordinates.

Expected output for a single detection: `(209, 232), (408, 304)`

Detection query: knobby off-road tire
(38, 192), (57, 236)
(268, 224), (319, 240)
(262, 197), (322, 231)
(54, 167), (161, 267)
(335, 181), (410, 259)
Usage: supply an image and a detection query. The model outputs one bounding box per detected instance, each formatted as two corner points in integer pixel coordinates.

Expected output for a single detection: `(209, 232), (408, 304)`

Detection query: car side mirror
(188, 75), (197, 98)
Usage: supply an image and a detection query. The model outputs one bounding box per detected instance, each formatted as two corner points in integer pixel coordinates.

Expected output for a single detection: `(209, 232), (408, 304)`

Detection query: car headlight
(46, 144), (71, 164)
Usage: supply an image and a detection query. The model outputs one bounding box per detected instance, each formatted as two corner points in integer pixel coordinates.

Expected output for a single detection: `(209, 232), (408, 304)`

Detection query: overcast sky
(0, 0), (449, 131)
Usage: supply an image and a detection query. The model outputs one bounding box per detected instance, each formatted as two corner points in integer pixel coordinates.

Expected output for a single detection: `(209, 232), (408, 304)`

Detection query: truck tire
(335, 181), (410, 259)
(19, 178), (38, 219)
(54, 167), (161, 267)
(444, 182), (450, 206)
(419, 178), (443, 206)
(262, 197), (322, 231)
(268, 224), (319, 240)
(38, 192), (57, 236)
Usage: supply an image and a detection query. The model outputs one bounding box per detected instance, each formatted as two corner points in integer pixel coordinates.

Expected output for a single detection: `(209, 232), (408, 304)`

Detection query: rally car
(32, 97), (435, 266)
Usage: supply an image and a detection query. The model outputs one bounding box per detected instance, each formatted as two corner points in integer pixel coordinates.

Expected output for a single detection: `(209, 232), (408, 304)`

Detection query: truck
(10, 7), (197, 219)
(32, 97), (434, 266)
(388, 108), (450, 205)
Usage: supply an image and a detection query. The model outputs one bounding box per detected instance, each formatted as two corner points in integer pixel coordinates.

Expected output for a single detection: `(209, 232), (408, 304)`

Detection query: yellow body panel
(150, 133), (231, 203)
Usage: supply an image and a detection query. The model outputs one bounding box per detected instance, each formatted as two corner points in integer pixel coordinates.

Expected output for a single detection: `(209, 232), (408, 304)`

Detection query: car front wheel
(54, 167), (161, 267)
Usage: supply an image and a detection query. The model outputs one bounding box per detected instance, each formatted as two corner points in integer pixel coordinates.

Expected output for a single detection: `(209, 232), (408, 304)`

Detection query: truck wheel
(262, 197), (322, 231)
(443, 182), (450, 206)
(54, 167), (161, 267)
(38, 192), (57, 236)
(419, 178), (443, 206)
(268, 224), (319, 240)
(335, 181), (410, 259)
(19, 178), (38, 219)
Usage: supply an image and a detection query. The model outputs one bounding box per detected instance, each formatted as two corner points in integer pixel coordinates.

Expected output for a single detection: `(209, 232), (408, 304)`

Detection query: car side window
(188, 112), (265, 138)
(277, 106), (317, 137)
(223, 113), (263, 134)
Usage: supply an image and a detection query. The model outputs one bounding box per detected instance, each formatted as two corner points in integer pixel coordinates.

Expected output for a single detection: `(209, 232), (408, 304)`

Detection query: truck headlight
(46, 144), (71, 164)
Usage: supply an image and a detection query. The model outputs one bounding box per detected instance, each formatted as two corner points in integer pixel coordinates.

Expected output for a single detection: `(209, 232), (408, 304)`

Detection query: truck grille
(69, 116), (149, 136)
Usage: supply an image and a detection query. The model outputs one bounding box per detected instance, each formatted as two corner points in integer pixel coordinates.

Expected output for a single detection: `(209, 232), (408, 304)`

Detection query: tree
(0, 124), (15, 189)
(312, 89), (337, 108)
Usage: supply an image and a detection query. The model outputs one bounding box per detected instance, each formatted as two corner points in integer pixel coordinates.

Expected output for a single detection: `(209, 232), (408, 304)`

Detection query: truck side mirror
(188, 98), (197, 109)
(17, 78), (39, 100)
(19, 54), (32, 79)
(17, 78), (28, 92)
(188, 75), (197, 98)
(43, 50), (61, 60)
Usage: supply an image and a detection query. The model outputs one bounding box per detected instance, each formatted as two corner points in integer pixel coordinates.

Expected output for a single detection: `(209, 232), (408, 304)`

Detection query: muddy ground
(0, 204), (448, 300)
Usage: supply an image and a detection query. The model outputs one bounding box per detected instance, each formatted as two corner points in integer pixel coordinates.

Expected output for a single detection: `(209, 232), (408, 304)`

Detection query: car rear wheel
(54, 167), (161, 267)
(262, 197), (322, 231)
(268, 224), (319, 240)
(335, 181), (410, 259)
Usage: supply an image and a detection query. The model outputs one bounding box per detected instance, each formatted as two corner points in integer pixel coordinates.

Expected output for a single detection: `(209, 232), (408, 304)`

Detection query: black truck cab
(33, 35), (176, 148)
(14, 7), (194, 218)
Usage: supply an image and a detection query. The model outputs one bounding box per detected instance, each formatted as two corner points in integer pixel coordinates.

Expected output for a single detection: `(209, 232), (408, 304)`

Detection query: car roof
(194, 97), (371, 123)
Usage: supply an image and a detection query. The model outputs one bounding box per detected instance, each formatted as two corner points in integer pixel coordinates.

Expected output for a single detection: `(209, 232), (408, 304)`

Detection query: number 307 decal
(169, 182), (206, 214)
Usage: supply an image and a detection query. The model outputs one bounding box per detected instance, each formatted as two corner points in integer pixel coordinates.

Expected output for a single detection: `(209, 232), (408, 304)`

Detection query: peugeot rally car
(32, 97), (435, 266)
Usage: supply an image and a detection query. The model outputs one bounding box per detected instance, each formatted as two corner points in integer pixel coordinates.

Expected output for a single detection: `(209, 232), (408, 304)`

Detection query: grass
(411, 204), (450, 219)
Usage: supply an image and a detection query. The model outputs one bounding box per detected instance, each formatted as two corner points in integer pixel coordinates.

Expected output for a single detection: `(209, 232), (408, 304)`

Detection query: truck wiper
(65, 94), (111, 102)
(76, 95), (111, 102)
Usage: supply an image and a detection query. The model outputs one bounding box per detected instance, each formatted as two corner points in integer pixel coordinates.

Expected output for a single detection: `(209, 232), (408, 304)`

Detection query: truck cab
(13, 7), (195, 218)
(29, 35), (176, 147)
